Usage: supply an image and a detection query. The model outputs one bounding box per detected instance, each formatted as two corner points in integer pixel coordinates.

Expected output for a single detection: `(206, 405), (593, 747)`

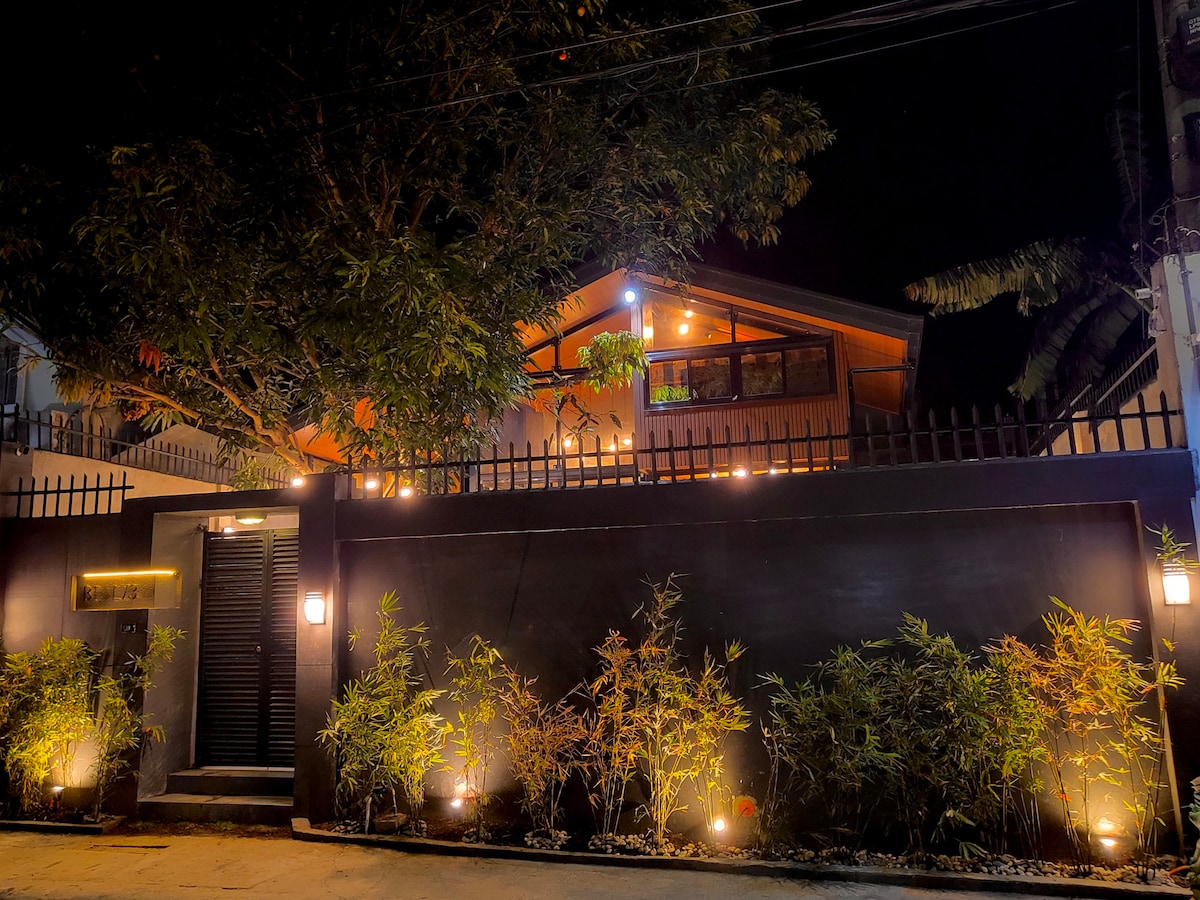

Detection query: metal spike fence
(0, 408), (287, 488)
(4, 472), (132, 518)
(340, 391), (1183, 500)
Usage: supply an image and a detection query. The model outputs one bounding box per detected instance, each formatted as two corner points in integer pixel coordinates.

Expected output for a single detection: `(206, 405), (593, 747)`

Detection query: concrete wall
(4, 452), (1199, 838)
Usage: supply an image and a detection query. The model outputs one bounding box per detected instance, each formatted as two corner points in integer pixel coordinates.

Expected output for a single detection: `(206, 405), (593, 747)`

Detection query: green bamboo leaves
(320, 592), (449, 834)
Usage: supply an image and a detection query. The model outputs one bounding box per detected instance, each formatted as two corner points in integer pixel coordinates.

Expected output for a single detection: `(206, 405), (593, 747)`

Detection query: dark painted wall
(338, 502), (1154, 815)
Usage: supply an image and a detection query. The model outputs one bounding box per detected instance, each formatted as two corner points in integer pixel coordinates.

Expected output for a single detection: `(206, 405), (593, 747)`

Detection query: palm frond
(904, 239), (1089, 316)
(1009, 287), (1140, 400)
(1106, 93), (1150, 245)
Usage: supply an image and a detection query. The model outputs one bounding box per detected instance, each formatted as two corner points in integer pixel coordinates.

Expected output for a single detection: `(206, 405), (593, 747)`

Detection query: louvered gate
(197, 529), (298, 767)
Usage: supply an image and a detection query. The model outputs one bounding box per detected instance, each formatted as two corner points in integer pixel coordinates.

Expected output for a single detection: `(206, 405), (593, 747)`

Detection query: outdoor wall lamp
(304, 591), (327, 624)
(234, 512), (266, 525)
(623, 287), (638, 304)
(1162, 561), (1191, 605)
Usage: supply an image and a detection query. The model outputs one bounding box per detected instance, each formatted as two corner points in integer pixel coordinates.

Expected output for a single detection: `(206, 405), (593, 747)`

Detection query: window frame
(645, 335), (836, 410)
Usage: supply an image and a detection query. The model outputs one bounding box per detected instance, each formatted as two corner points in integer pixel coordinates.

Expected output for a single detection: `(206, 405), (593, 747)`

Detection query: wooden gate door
(197, 528), (299, 766)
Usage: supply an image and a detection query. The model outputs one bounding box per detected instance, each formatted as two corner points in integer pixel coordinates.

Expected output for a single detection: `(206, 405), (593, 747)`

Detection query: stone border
(290, 818), (1188, 898)
(0, 816), (123, 835)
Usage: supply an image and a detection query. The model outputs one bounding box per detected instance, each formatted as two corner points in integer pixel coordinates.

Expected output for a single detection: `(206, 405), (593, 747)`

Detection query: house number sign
(72, 569), (180, 611)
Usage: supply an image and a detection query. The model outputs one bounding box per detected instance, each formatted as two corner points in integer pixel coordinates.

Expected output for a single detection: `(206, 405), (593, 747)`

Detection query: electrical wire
(298, 0), (821, 102)
(322, 0), (1065, 125)
(647, 0), (1080, 94)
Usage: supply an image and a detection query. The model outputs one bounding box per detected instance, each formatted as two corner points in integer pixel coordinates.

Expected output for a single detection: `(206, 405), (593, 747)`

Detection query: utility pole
(1153, 0), (1200, 246)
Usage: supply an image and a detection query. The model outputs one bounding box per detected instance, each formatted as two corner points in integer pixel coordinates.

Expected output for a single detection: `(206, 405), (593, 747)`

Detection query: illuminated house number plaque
(72, 570), (180, 611)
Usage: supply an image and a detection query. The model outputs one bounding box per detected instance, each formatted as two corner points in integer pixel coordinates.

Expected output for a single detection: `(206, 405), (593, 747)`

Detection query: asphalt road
(0, 830), (1142, 900)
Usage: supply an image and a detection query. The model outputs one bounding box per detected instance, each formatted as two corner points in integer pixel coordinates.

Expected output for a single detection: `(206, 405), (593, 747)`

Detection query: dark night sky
(2, 1), (1158, 409)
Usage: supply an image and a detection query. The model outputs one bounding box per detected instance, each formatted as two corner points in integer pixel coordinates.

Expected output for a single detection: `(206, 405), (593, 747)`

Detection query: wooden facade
(509, 266), (923, 473)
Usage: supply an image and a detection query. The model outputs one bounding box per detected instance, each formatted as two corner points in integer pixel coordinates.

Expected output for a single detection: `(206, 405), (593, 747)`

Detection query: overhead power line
(331, 0), (1075, 121)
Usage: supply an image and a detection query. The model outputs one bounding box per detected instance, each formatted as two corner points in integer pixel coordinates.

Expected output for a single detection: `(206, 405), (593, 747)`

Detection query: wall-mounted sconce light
(234, 512), (267, 525)
(304, 591), (326, 624)
(1163, 561), (1191, 605)
(623, 287), (638, 304)
(1154, 525), (1195, 606)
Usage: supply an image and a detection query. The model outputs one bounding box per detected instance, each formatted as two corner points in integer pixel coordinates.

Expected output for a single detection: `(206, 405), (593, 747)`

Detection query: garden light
(303, 591), (326, 625)
(622, 437), (632, 447)
(768, 466), (778, 474)
(562, 436), (573, 449)
(450, 797), (463, 808)
(733, 467), (747, 477)
(1162, 561), (1191, 605)
(364, 478), (379, 490)
(1095, 817), (1116, 834)
(712, 817), (726, 833)
(291, 476), (305, 487)
(1099, 837), (1117, 849)
(399, 486), (414, 498)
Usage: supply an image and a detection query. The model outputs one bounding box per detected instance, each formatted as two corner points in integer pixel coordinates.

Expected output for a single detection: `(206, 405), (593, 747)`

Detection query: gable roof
(521, 264), (924, 363)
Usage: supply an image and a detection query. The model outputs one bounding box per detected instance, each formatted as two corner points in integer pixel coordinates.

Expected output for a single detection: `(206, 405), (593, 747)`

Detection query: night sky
(2, 1), (1157, 409)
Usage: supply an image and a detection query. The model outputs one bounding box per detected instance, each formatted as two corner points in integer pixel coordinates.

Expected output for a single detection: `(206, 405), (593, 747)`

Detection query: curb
(290, 818), (1189, 898)
(0, 816), (123, 835)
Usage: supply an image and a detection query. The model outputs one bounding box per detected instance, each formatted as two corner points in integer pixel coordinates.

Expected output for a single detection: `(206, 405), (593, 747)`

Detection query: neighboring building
(0, 326), (242, 515)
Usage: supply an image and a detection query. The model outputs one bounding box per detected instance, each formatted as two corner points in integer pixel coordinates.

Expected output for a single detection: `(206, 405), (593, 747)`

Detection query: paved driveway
(0, 831), (1147, 899)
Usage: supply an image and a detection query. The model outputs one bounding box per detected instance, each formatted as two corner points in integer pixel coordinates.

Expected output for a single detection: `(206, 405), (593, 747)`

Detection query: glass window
(785, 346), (832, 396)
(649, 360), (690, 404)
(741, 352), (783, 397)
(690, 356), (732, 400)
(644, 296), (731, 351)
(0, 338), (17, 406)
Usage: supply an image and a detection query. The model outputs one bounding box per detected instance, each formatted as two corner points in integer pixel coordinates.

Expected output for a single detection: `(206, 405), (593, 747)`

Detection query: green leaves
(1, 1), (833, 472)
(319, 593), (446, 832)
(0, 626), (182, 818)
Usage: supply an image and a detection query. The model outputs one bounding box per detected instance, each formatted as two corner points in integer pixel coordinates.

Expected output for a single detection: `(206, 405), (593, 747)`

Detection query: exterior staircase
(139, 768), (294, 826)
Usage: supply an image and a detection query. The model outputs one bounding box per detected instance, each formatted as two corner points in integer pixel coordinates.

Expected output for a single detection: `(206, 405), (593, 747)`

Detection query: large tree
(0, 1), (833, 473)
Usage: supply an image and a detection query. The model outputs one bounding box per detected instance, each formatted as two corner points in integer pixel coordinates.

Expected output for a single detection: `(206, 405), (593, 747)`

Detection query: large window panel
(644, 296), (732, 351)
(647, 336), (834, 409)
(741, 351), (783, 397)
(649, 360), (690, 404)
(785, 346), (833, 396)
(690, 356), (732, 400)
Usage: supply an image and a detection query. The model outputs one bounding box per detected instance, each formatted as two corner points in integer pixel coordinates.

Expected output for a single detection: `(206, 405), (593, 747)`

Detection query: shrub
(319, 591), (447, 832)
(0, 638), (95, 815)
(585, 577), (748, 845)
(761, 614), (1034, 855)
(445, 635), (503, 837)
(988, 597), (1180, 873)
(91, 625), (184, 818)
(498, 668), (586, 837)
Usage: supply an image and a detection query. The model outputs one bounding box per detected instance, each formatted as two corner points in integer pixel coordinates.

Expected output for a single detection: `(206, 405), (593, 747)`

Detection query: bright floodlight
(623, 288), (638, 304)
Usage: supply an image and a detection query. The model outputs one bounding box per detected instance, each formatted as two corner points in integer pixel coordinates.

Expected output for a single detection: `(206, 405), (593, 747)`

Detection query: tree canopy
(0, 0), (833, 473)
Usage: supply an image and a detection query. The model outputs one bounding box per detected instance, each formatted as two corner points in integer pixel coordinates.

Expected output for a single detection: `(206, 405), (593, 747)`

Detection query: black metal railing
(2, 472), (132, 518)
(0, 407), (287, 488)
(339, 390), (1183, 500)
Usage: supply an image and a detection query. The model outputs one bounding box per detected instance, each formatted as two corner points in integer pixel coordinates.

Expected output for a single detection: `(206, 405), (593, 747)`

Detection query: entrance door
(197, 528), (299, 766)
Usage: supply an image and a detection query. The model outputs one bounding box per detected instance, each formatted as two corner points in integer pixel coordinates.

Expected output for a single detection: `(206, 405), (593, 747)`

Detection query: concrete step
(165, 768), (294, 797)
(139, 793), (294, 826)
